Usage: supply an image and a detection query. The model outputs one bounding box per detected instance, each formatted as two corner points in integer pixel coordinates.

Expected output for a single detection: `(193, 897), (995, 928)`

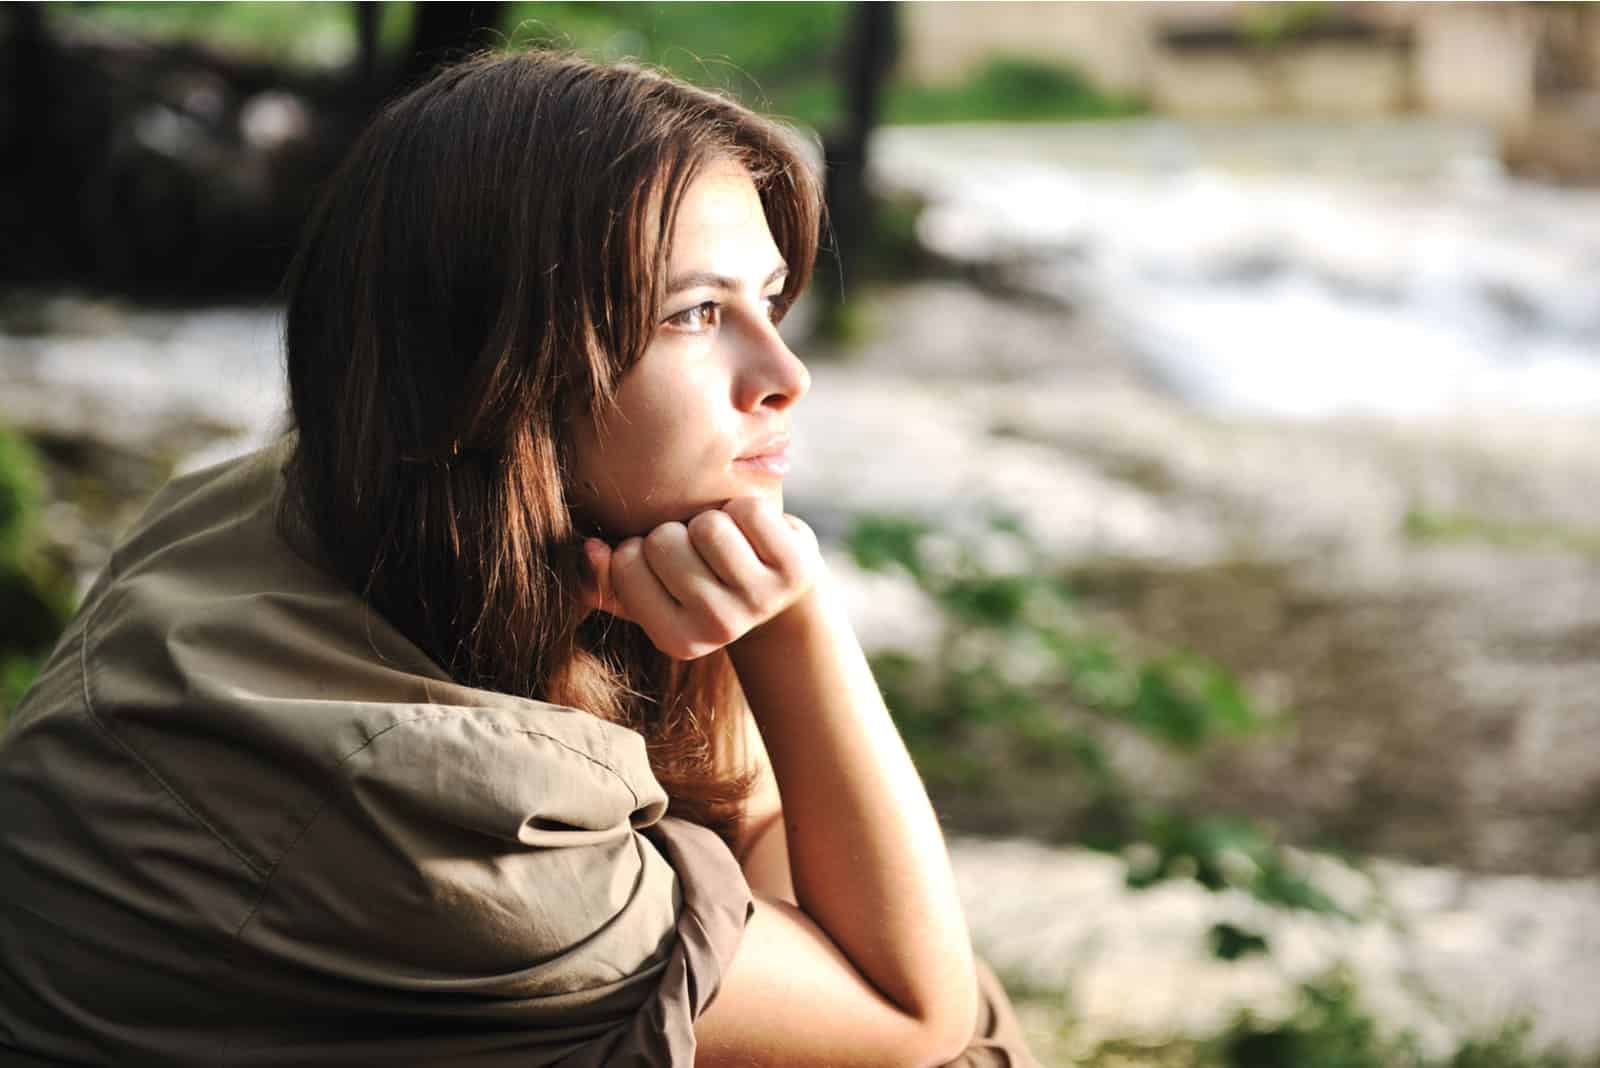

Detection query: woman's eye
(663, 294), (791, 333)
(667, 301), (719, 332)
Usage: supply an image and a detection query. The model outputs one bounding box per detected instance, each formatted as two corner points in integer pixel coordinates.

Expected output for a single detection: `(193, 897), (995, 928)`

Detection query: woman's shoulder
(47, 433), (666, 837)
(0, 438), (749, 1064)
(5, 434), (673, 892)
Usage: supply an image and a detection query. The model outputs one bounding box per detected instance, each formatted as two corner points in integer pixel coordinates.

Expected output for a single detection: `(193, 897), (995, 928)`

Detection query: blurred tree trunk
(816, 2), (898, 331)
(403, 2), (504, 89)
(2, 3), (66, 275)
(354, 2), (382, 93)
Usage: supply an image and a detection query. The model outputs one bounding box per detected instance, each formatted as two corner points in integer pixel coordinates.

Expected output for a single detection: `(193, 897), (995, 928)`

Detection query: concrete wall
(897, 1), (1551, 126)
(897, 1), (1156, 94)
(1413, 4), (1538, 128)
(1150, 40), (1411, 118)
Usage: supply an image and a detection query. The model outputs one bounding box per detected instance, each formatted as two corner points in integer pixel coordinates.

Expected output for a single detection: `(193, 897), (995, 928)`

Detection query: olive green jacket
(0, 438), (751, 1065)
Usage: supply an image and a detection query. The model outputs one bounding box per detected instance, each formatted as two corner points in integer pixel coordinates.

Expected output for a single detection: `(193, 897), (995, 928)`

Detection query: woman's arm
(727, 702), (795, 904)
(715, 578), (977, 1040)
(581, 502), (978, 1066)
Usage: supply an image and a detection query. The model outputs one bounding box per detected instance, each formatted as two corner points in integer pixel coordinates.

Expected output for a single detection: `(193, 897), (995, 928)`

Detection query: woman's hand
(578, 497), (822, 661)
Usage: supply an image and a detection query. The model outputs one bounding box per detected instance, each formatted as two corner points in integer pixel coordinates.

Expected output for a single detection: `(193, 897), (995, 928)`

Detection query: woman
(0, 51), (1038, 1065)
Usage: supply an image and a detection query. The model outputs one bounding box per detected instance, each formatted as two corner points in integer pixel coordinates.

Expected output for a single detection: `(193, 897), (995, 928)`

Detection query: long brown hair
(280, 50), (822, 849)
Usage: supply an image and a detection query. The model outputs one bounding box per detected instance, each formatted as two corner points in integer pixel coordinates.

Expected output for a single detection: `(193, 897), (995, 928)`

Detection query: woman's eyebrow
(664, 263), (789, 297)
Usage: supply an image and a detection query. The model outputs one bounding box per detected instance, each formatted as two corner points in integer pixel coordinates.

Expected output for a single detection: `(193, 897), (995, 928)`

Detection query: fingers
(688, 509), (771, 610)
(578, 538), (618, 617)
(722, 497), (817, 585)
(609, 536), (695, 646)
(641, 522), (747, 621)
(615, 531), (744, 660)
(783, 512), (820, 555)
(579, 500), (821, 660)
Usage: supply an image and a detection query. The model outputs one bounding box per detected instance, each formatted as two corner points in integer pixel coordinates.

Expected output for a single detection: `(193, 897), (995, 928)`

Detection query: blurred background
(4, 2), (1600, 1064)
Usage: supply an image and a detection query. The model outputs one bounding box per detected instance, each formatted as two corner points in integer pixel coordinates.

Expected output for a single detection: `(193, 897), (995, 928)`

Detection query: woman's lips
(732, 446), (791, 478)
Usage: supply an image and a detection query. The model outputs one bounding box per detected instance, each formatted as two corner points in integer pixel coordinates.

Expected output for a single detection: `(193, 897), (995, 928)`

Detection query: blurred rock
(240, 90), (311, 151)
(950, 834), (1600, 1058)
(1504, 92), (1600, 185)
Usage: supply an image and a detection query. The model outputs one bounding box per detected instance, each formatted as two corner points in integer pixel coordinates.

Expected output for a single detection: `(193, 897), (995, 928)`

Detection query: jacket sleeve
(235, 708), (754, 1067)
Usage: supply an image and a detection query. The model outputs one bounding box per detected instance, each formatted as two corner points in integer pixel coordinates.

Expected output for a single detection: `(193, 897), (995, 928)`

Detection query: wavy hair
(281, 50), (822, 849)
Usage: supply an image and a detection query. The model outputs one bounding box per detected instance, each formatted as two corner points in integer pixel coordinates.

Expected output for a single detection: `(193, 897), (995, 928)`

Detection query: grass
(885, 56), (1146, 125)
(1055, 968), (1600, 1068)
(1402, 507), (1600, 558)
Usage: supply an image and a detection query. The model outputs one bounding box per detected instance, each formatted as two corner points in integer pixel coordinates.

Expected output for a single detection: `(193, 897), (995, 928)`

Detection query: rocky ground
(798, 281), (1600, 878)
(791, 281), (1600, 1060)
(949, 832), (1600, 1063)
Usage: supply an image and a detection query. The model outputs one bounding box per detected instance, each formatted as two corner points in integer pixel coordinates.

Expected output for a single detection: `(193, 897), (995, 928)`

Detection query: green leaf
(0, 428), (45, 559)
(1210, 922), (1271, 961)
(1129, 660), (1214, 750)
(937, 573), (1033, 627)
(845, 514), (931, 580)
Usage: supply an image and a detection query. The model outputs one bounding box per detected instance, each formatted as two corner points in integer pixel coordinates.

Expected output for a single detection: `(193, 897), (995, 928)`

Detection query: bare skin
(580, 521), (978, 1067)
(572, 161), (978, 1066)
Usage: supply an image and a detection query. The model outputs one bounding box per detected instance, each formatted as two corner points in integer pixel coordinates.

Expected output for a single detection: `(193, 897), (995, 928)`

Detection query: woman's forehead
(665, 160), (783, 274)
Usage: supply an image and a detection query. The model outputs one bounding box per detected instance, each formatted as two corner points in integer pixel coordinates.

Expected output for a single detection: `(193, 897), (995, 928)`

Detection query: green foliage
(1067, 966), (1598, 1067)
(885, 56), (1147, 125)
(1403, 506), (1600, 558)
(508, 14), (1146, 129)
(505, 1), (845, 85)
(50, 2), (417, 68)
(1, 654), (45, 722)
(57, 1), (847, 117)
(0, 428), (45, 561)
(1128, 652), (1259, 750)
(844, 514), (933, 580)
(845, 511), (1340, 920)
(1241, 2), (1335, 52)
(847, 511), (1263, 755)
(0, 427), (74, 726)
(57, 5), (1144, 132)
(1218, 970), (1420, 1068)
(1209, 922), (1270, 962)
(867, 518), (1589, 1068)
(814, 295), (880, 348)
(1202, 969), (1597, 1068)
(502, 1), (847, 121)
(1448, 1021), (1594, 1068)
(1128, 813), (1342, 916)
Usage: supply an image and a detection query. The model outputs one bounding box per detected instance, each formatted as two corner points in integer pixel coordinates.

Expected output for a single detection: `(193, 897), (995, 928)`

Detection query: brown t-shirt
(0, 439), (751, 1065)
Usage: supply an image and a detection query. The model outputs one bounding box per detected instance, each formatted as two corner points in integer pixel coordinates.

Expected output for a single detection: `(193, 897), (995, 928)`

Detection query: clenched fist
(578, 497), (823, 660)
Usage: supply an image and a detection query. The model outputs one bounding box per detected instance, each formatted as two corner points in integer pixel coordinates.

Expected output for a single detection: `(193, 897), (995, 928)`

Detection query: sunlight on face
(570, 159), (810, 539)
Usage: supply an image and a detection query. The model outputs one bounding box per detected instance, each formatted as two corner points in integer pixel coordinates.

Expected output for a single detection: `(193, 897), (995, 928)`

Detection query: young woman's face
(570, 159), (810, 539)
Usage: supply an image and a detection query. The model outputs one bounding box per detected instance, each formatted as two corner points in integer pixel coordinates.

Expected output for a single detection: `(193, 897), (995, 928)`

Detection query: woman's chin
(717, 484), (784, 516)
(598, 486), (786, 540)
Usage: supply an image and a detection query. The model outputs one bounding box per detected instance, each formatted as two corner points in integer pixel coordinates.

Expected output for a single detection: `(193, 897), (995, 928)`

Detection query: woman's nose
(734, 321), (810, 412)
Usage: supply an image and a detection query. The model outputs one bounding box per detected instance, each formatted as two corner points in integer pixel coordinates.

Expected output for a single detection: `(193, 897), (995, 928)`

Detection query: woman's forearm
(729, 712), (797, 904)
(727, 573), (977, 1039)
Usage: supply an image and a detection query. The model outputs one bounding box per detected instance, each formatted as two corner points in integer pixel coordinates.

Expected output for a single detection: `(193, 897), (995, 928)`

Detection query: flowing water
(872, 117), (1600, 421)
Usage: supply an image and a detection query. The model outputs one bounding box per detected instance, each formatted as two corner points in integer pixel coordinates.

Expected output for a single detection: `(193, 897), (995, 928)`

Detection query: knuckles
(613, 505), (819, 662)
(721, 496), (772, 528)
(687, 508), (733, 546)
(643, 522), (688, 555)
